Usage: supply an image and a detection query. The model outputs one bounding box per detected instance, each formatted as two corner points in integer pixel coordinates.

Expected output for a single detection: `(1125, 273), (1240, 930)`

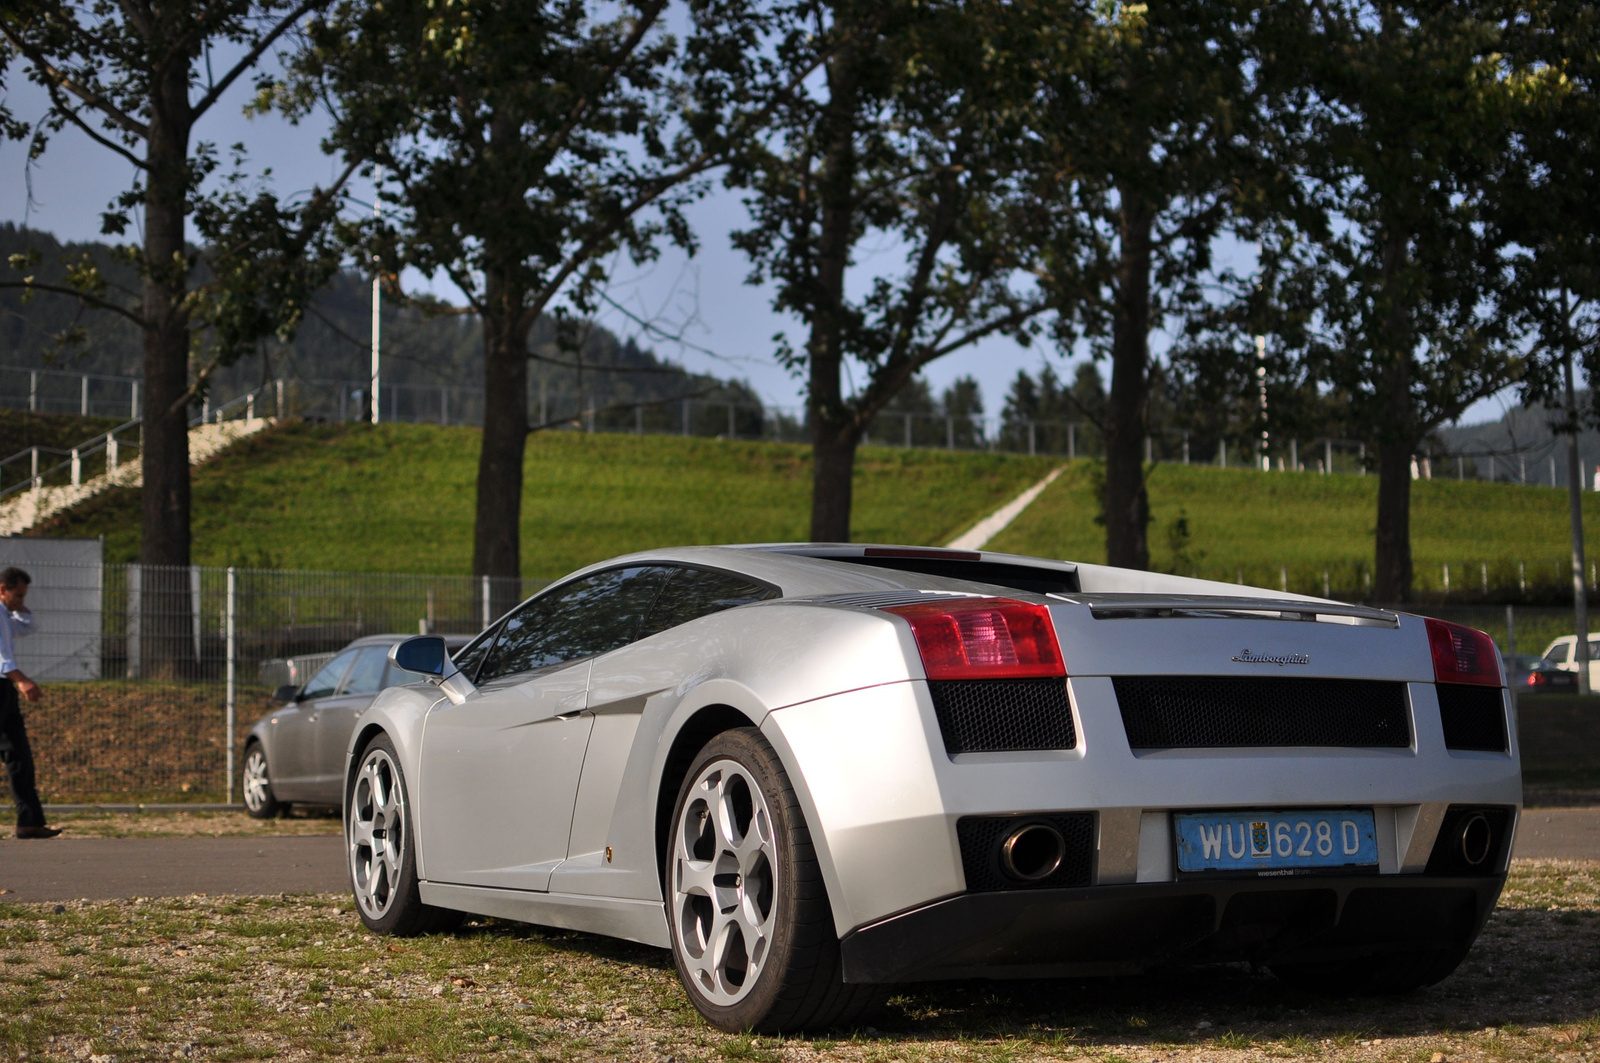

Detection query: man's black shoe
(15, 825), (61, 839)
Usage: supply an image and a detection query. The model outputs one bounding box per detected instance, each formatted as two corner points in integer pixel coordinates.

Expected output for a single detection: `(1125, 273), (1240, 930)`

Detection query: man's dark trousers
(0, 679), (45, 829)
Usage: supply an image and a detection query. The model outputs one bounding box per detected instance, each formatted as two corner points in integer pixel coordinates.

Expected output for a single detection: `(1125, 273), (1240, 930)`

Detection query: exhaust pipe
(1000, 823), (1066, 882)
(1457, 812), (1493, 868)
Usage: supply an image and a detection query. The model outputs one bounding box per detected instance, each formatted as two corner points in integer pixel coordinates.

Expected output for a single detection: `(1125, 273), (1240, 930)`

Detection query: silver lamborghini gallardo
(341, 544), (1520, 1032)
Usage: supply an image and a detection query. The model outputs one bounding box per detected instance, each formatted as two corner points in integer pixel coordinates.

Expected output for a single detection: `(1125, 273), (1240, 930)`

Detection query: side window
(478, 566), (670, 682)
(451, 626), (499, 683)
(1546, 642), (1573, 665)
(641, 567), (778, 638)
(340, 647), (390, 696)
(301, 649), (359, 700)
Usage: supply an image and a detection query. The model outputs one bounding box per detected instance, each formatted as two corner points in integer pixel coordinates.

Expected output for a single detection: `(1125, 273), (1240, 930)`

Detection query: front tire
(666, 727), (881, 1033)
(241, 744), (281, 819)
(347, 733), (459, 936)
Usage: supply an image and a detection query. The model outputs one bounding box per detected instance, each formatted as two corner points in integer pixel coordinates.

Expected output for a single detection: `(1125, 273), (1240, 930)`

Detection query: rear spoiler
(1066, 594), (1400, 628)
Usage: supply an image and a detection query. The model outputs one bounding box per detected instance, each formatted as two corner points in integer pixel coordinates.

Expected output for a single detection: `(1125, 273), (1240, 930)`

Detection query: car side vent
(1436, 684), (1509, 752)
(928, 678), (1077, 754)
(957, 813), (1095, 892)
(1113, 676), (1411, 749)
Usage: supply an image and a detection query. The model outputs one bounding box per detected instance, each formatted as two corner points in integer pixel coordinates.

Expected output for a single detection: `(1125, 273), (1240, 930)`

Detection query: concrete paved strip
(0, 836), (348, 902)
(0, 810), (1592, 904)
(1512, 807), (1600, 861)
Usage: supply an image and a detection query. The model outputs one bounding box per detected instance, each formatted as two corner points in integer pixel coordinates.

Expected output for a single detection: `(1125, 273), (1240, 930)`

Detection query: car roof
(344, 633), (475, 650)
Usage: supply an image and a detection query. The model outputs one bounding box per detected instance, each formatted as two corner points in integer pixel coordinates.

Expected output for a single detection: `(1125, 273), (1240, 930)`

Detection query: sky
(0, 41), (1513, 428)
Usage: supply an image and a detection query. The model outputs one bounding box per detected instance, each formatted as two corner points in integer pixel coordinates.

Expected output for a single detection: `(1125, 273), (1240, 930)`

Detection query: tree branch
(40, 80), (148, 169)
(0, 281), (147, 326)
(0, 22), (150, 138)
(190, 0), (326, 119)
(534, 0), (669, 163)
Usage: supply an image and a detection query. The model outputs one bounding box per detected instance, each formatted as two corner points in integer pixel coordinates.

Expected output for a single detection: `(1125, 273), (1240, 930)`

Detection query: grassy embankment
(30, 421), (1059, 578)
(0, 863), (1596, 1062)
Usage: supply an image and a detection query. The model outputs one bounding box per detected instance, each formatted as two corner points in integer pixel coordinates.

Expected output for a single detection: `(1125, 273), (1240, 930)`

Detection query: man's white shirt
(0, 607), (34, 676)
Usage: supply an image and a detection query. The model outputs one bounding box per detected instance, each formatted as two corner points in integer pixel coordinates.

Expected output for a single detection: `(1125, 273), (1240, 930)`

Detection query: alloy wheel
(670, 758), (779, 1006)
(349, 746), (406, 921)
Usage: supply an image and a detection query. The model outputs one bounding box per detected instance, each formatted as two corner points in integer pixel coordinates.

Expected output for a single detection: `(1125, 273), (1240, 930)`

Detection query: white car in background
(1538, 633), (1600, 688)
(341, 545), (1520, 1033)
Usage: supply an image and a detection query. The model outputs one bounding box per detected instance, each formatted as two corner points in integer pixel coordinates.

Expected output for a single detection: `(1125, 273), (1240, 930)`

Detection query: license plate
(1173, 809), (1379, 874)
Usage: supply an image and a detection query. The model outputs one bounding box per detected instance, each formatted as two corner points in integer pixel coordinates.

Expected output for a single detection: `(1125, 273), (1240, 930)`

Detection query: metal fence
(12, 561), (540, 805)
(10, 556), (1597, 805)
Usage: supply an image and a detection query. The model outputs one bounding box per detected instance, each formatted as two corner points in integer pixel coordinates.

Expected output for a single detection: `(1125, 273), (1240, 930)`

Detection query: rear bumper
(839, 872), (1505, 983)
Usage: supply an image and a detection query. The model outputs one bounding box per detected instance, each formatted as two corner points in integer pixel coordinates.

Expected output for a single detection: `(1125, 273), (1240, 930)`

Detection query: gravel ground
(1, 860), (1596, 1063)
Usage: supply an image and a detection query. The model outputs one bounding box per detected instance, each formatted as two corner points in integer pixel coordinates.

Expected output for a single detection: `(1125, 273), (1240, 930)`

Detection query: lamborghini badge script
(1231, 649), (1311, 666)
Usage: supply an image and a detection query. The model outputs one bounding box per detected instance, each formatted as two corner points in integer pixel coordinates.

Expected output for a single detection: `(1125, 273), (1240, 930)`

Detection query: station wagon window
(341, 647), (390, 696)
(641, 567), (778, 638)
(301, 649), (359, 699)
(1546, 643), (1573, 665)
(478, 566), (671, 682)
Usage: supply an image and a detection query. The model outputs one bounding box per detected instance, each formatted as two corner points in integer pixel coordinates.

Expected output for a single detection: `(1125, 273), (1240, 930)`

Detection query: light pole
(1256, 335), (1269, 470)
(370, 200), (381, 425)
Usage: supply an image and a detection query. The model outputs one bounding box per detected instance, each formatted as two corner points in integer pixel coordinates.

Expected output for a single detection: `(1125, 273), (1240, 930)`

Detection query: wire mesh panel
(6, 563), (536, 804)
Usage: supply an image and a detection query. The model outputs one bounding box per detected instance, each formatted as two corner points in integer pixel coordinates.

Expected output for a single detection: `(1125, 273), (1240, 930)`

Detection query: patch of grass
(1, 865), (1597, 1061)
(32, 422), (1059, 578)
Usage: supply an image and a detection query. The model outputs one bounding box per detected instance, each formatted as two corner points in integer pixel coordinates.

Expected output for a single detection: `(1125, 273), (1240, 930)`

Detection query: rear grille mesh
(957, 813), (1095, 891)
(928, 678), (1076, 754)
(1113, 676), (1411, 749)
(1437, 684), (1509, 752)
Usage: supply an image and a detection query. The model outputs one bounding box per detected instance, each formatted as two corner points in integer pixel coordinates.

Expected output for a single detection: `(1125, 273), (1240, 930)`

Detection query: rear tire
(241, 744), (281, 819)
(347, 733), (460, 936)
(666, 727), (884, 1033)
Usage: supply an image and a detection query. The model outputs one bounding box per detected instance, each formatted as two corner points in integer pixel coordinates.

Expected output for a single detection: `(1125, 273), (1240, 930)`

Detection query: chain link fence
(12, 561), (538, 805)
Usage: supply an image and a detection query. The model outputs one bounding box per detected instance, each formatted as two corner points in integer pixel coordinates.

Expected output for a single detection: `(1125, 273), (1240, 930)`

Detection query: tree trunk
(807, 43), (861, 543)
(140, 52), (196, 674)
(472, 270), (532, 619)
(1372, 229), (1415, 602)
(1102, 185), (1153, 570)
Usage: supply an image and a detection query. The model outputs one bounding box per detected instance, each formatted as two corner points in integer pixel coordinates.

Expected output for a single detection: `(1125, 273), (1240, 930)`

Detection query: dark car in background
(1503, 653), (1580, 695)
(242, 633), (473, 817)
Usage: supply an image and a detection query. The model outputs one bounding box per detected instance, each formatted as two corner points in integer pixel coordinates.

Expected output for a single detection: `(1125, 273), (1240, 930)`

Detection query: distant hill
(0, 223), (765, 425)
(1437, 399), (1600, 487)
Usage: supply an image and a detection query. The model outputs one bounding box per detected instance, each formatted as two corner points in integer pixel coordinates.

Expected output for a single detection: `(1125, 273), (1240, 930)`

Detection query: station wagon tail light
(1425, 617), (1502, 687)
(886, 598), (1066, 680)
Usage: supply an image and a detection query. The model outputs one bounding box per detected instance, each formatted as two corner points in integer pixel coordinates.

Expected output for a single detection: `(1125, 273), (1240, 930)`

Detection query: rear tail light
(1425, 617), (1502, 687)
(886, 598), (1066, 680)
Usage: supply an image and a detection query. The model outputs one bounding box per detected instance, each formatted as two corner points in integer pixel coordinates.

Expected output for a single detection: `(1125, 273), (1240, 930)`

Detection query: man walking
(0, 567), (59, 839)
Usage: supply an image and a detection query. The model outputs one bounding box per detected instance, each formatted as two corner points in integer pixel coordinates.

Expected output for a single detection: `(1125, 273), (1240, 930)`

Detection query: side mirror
(390, 635), (448, 676)
(273, 684), (300, 703)
(389, 635), (478, 705)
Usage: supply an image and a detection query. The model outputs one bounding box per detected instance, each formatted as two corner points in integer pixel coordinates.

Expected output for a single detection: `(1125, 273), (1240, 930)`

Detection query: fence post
(81, 374), (89, 416)
(190, 565), (202, 662)
(1280, 565), (1288, 592)
(246, 393), (255, 422)
(126, 565), (141, 679)
(202, 395), (210, 423)
(1442, 563), (1450, 595)
(276, 378), (284, 419)
(132, 380), (139, 420)
(30, 448), (39, 491)
(635, 405), (644, 435)
(1144, 436), (1152, 463)
(1182, 432), (1189, 465)
(1220, 439), (1227, 468)
(1068, 424), (1076, 460)
(946, 417), (954, 450)
(729, 404), (736, 439)
(481, 575), (491, 630)
(107, 434), (118, 476)
(682, 400), (690, 436)
(1028, 422), (1036, 456)
(1359, 443), (1366, 474)
(29, 369), (37, 412)
(442, 388), (449, 426)
(906, 413), (913, 449)
(1481, 563), (1488, 594)
(1323, 569), (1330, 597)
(1290, 439), (1298, 471)
(226, 567), (237, 805)
(70, 448), (80, 487)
